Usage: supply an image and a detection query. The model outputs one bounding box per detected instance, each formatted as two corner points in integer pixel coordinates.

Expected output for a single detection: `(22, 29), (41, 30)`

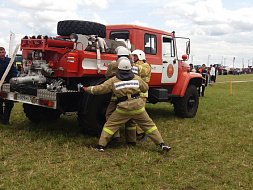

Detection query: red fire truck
(0, 20), (202, 136)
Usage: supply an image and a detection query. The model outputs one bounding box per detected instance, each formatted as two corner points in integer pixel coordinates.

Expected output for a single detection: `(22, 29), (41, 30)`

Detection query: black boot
(94, 145), (105, 152)
(3, 110), (12, 125)
(0, 114), (3, 124)
(0, 106), (3, 124)
(2, 100), (14, 125)
(159, 143), (171, 152)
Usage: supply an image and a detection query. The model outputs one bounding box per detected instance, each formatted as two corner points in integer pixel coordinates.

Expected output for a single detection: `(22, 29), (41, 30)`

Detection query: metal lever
(77, 83), (84, 92)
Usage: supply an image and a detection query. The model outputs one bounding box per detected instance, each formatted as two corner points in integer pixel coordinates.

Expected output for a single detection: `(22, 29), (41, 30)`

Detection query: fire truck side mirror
(186, 41), (190, 55)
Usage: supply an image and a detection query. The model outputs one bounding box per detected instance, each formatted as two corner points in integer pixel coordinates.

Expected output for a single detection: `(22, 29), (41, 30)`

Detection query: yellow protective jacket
(105, 61), (118, 79)
(133, 60), (151, 83)
(132, 60), (151, 97)
(105, 60), (118, 101)
(86, 75), (149, 113)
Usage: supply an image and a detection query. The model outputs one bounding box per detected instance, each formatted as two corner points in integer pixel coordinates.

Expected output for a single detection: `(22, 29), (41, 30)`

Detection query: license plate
(17, 94), (31, 102)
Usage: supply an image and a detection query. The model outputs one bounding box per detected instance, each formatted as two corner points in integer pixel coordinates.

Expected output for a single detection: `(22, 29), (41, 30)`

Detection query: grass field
(0, 74), (253, 190)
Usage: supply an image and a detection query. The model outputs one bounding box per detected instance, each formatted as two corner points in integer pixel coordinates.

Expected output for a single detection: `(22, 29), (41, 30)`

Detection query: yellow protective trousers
(105, 97), (136, 142)
(99, 107), (164, 146)
(125, 97), (147, 135)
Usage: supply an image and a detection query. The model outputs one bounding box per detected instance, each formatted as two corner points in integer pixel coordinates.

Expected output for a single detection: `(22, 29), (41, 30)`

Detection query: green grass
(1, 74), (253, 190)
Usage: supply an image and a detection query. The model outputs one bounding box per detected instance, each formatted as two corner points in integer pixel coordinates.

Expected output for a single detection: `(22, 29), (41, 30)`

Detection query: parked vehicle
(213, 64), (227, 75)
(0, 20), (202, 136)
(194, 65), (202, 72)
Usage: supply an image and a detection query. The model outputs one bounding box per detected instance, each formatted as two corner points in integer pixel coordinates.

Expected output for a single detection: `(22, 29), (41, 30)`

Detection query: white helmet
(115, 46), (125, 54)
(117, 56), (130, 63)
(131, 49), (146, 60)
(117, 47), (130, 56)
(118, 59), (131, 70)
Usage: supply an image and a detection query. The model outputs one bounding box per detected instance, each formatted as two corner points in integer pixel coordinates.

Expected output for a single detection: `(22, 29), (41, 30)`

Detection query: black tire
(23, 103), (62, 123)
(78, 93), (111, 136)
(57, 20), (106, 38)
(173, 85), (199, 118)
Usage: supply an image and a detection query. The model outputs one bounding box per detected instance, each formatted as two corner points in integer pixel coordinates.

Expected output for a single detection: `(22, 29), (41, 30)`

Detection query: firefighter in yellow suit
(105, 47), (136, 144)
(130, 49), (151, 140)
(105, 48), (151, 144)
(84, 59), (171, 152)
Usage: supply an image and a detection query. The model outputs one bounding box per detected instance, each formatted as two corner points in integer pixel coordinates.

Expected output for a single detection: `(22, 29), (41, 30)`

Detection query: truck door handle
(163, 61), (168, 63)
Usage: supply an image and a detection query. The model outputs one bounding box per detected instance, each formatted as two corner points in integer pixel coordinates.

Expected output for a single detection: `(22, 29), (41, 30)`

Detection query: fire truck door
(161, 35), (178, 84)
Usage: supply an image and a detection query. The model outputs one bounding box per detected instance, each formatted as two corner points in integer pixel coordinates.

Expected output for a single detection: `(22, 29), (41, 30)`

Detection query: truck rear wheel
(23, 104), (62, 123)
(78, 93), (111, 136)
(173, 85), (199, 118)
(57, 20), (106, 38)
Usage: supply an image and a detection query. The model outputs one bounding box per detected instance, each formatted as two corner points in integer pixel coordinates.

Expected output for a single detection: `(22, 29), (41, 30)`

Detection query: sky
(1, 0), (253, 68)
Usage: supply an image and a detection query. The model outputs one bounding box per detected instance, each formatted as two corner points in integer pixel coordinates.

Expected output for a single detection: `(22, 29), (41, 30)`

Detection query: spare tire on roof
(57, 20), (106, 38)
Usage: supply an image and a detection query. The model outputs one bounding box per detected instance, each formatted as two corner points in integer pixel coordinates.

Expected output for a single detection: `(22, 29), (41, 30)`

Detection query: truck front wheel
(173, 85), (199, 118)
(23, 104), (62, 123)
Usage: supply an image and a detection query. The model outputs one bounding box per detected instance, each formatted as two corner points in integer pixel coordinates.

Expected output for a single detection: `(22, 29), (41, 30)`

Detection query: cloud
(165, 19), (186, 29)
(91, 13), (108, 25)
(147, 0), (253, 67)
(8, 0), (81, 11)
(7, 0), (109, 11)
(0, 7), (17, 19)
(132, 20), (149, 27)
(1, 0), (253, 68)
(83, 0), (109, 9)
(1, 0), (109, 54)
(3, 1), (86, 36)
(3, 0), (111, 37)
(153, 0), (253, 37)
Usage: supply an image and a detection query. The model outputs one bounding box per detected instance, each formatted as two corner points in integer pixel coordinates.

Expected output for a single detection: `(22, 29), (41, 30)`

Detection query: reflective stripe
(111, 96), (117, 100)
(116, 107), (145, 114)
(103, 127), (114, 135)
(132, 66), (139, 74)
(114, 80), (139, 90)
(140, 92), (148, 97)
(142, 77), (150, 83)
(145, 126), (157, 135)
(126, 126), (136, 130)
(139, 65), (143, 73)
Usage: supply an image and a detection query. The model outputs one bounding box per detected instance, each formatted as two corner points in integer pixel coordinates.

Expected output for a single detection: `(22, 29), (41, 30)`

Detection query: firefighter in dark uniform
(0, 47), (17, 124)
(84, 59), (171, 152)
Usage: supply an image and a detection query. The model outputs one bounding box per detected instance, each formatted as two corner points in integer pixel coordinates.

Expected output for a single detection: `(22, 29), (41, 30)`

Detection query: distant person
(210, 64), (215, 86)
(213, 64), (217, 82)
(189, 64), (196, 72)
(0, 47), (17, 124)
(16, 63), (21, 77)
(198, 64), (208, 96)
